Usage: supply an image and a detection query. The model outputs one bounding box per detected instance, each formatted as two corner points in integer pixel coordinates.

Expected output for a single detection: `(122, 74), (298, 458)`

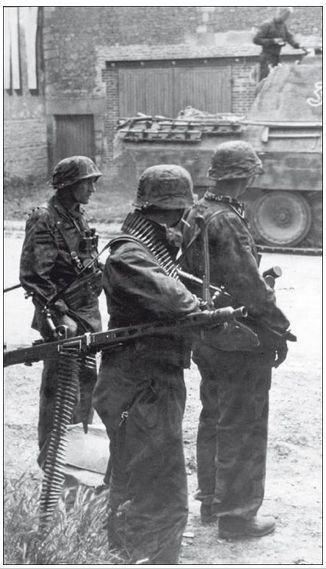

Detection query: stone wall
(4, 8), (47, 183)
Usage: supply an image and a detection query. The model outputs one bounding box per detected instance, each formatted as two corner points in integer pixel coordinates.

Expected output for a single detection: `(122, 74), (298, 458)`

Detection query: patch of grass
(4, 474), (125, 564)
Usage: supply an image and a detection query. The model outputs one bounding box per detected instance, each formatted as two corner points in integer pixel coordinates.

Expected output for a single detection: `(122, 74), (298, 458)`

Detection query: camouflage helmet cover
(52, 156), (102, 190)
(208, 141), (263, 181)
(134, 164), (195, 210)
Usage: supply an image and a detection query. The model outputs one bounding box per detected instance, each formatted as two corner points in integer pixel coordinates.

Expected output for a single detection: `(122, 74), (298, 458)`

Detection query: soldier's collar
(204, 191), (245, 217)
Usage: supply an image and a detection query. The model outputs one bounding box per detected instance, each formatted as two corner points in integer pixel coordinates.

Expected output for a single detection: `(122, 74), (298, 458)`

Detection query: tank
(113, 52), (322, 250)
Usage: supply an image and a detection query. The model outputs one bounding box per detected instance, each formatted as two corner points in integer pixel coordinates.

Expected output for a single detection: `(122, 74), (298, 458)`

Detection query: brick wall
(104, 65), (120, 178)
(232, 61), (258, 114)
(208, 6), (321, 35)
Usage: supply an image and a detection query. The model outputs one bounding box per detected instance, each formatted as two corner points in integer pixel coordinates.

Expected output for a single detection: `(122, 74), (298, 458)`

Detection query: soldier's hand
(274, 37), (285, 45)
(58, 314), (78, 337)
(54, 299), (69, 315)
(273, 338), (288, 368)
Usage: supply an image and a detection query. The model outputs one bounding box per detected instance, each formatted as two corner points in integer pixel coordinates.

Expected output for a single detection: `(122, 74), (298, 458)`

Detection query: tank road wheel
(251, 191), (312, 247)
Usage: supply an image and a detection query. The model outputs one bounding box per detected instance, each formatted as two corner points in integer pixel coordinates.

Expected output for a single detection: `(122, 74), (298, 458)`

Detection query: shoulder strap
(182, 207), (226, 308)
(46, 201), (84, 273)
(108, 234), (145, 249)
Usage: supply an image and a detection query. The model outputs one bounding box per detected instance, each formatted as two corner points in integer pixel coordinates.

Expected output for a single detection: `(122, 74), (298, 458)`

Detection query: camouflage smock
(181, 193), (291, 518)
(19, 193), (102, 460)
(19, 193), (102, 333)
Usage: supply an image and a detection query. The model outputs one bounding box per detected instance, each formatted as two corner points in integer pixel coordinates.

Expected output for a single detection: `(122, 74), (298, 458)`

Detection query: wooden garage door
(119, 68), (174, 117)
(174, 67), (231, 114)
(118, 63), (231, 117)
(54, 114), (95, 165)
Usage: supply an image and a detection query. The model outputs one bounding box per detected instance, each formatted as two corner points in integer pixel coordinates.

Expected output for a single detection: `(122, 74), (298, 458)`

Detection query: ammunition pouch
(62, 269), (102, 311)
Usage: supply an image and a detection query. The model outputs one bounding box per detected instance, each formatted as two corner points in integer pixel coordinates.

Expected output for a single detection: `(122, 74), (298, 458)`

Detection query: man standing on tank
(253, 7), (303, 80)
(181, 141), (296, 539)
(20, 156), (103, 467)
(93, 165), (208, 564)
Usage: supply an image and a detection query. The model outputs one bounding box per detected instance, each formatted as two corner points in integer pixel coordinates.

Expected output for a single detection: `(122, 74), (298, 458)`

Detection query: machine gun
(4, 306), (247, 368)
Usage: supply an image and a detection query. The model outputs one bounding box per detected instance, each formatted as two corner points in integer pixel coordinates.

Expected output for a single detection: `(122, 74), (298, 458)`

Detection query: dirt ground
(3, 225), (322, 566)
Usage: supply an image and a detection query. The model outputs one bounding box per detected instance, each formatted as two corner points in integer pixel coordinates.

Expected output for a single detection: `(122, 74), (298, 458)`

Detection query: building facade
(4, 6), (322, 185)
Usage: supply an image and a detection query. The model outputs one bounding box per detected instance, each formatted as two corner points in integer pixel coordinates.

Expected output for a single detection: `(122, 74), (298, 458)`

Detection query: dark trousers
(259, 51), (280, 80)
(193, 344), (272, 519)
(93, 347), (188, 564)
(34, 304), (100, 467)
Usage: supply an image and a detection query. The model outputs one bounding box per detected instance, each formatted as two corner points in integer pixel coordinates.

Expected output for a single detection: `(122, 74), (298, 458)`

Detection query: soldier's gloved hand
(53, 299), (69, 315)
(273, 338), (288, 368)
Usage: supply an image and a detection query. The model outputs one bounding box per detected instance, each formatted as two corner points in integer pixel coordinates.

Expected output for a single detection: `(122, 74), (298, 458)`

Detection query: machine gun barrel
(4, 306), (246, 368)
(179, 266), (282, 295)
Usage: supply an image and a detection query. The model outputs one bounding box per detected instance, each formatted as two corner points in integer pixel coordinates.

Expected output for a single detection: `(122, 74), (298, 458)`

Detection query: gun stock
(4, 307), (246, 368)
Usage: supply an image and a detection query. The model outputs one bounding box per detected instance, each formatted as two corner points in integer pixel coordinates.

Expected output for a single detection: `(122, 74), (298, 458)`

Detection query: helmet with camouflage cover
(52, 156), (102, 190)
(208, 141), (263, 181)
(134, 164), (195, 210)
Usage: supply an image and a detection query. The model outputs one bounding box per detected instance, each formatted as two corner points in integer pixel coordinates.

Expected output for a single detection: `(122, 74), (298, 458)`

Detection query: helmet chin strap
(56, 187), (81, 211)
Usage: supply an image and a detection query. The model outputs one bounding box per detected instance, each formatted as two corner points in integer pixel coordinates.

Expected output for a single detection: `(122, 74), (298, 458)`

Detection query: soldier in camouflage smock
(182, 141), (295, 539)
(93, 165), (203, 564)
(20, 156), (103, 466)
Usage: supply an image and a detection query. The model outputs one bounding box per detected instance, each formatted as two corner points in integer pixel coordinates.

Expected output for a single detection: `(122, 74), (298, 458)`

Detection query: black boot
(219, 515), (276, 539)
(200, 502), (218, 524)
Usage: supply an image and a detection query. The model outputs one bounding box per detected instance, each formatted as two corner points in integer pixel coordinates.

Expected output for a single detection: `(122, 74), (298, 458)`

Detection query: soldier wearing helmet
(20, 155), (103, 471)
(181, 141), (295, 538)
(253, 7), (303, 80)
(93, 164), (201, 564)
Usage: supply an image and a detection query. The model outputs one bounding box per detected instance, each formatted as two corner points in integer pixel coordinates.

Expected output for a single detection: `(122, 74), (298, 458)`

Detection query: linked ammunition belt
(39, 347), (81, 529)
(39, 349), (96, 531)
(122, 211), (180, 279)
